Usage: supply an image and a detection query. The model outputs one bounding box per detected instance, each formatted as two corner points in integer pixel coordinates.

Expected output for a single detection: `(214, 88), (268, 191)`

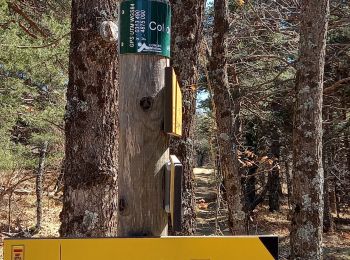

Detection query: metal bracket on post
(164, 155), (183, 233)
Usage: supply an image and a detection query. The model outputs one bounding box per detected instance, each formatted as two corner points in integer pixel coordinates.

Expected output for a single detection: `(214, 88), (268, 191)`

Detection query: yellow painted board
(171, 71), (177, 134)
(165, 67), (182, 137)
(4, 237), (277, 260)
(172, 71), (182, 136)
(4, 239), (60, 260)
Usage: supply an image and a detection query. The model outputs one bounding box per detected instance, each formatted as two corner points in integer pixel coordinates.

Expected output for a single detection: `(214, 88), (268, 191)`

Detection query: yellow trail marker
(164, 67), (182, 137)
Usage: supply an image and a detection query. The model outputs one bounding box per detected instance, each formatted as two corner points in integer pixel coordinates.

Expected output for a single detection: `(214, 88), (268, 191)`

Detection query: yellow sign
(164, 67), (182, 137)
(5, 237), (278, 260)
(7, 240), (60, 260)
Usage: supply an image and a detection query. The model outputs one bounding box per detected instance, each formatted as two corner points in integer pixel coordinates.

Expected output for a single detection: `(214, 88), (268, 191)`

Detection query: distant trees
(322, 0), (350, 233)
(60, 0), (119, 237)
(0, 0), (69, 233)
(290, 1), (330, 259)
(200, 0), (300, 226)
(201, 0), (349, 241)
(0, 0), (68, 174)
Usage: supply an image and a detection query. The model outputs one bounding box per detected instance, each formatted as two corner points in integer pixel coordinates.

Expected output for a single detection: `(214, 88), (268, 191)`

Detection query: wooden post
(118, 0), (171, 237)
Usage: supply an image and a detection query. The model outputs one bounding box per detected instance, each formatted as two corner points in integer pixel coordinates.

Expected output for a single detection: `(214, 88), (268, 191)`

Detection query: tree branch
(324, 77), (350, 94)
(232, 55), (295, 68)
(7, 1), (49, 38)
(18, 21), (38, 39)
(0, 32), (69, 49)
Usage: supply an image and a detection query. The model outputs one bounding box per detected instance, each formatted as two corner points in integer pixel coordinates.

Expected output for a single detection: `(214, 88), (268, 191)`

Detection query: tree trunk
(329, 184), (337, 214)
(290, 0), (329, 259)
(8, 193), (12, 233)
(345, 129), (350, 174)
(244, 123), (257, 212)
(323, 167), (334, 233)
(335, 184), (341, 218)
(209, 0), (245, 235)
(60, 0), (119, 237)
(285, 154), (293, 209)
(36, 141), (48, 231)
(170, 0), (205, 235)
(269, 126), (280, 212)
(268, 163), (280, 212)
(323, 108), (334, 233)
(245, 166), (257, 211)
(342, 95), (350, 176)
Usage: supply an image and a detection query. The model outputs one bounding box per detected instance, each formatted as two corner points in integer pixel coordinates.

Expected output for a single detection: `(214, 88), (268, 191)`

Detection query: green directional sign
(119, 0), (171, 57)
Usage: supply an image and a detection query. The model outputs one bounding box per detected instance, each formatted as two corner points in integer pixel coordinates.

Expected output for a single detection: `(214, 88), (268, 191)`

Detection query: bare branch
(0, 32), (69, 49)
(7, 1), (49, 38)
(324, 77), (350, 94)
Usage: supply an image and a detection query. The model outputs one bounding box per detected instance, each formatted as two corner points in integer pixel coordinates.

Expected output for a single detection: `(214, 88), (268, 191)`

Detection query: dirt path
(194, 168), (230, 235)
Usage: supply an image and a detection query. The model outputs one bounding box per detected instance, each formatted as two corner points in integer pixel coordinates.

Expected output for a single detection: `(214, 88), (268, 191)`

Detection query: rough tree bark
(323, 159), (334, 233)
(244, 119), (257, 211)
(284, 152), (293, 209)
(269, 124), (280, 212)
(346, 129), (350, 174)
(290, 0), (329, 259)
(209, 0), (245, 235)
(343, 94), (350, 175)
(245, 165), (257, 210)
(60, 0), (119, 237)
(170, 0), (205, 235)
(323, 108), (334, 233)
(35, 141), (48, 231)
(329, 184), (337, 215)
(334, 184), (341, 218)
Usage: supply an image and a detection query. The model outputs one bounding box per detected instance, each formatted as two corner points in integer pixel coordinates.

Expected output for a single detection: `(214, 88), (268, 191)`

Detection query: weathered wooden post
(118, 0), (171, 237)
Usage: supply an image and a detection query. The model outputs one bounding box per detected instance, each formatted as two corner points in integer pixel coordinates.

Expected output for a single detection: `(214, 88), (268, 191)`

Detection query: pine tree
(290, 0), (330, 258)
(209, 0), (245, 235)
(170, 0), (206, 235)
(59, 0), (119, 237)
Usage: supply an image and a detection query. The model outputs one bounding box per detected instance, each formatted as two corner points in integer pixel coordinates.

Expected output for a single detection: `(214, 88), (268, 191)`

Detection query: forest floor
(0, 168), (349, 259)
